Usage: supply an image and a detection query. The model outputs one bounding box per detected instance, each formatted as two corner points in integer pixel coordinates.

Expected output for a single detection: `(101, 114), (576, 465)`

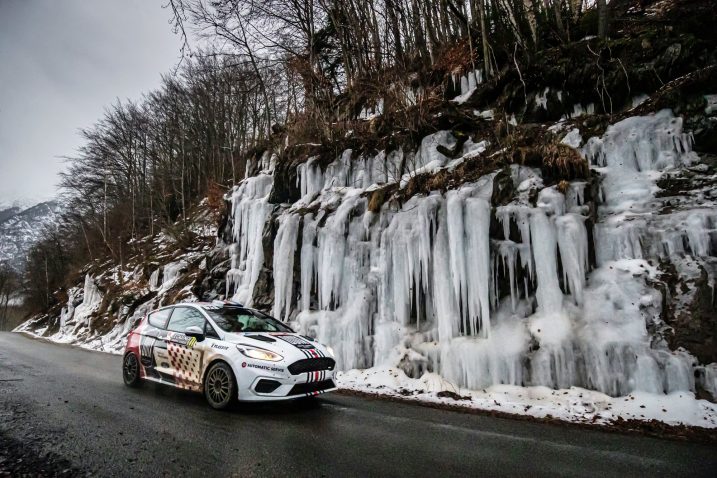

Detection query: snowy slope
(0, 200), (61, 270)
(16, 202), (220, 354)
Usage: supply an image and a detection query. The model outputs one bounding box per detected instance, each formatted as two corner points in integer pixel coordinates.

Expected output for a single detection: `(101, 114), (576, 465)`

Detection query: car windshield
(203, 307), (293, 333)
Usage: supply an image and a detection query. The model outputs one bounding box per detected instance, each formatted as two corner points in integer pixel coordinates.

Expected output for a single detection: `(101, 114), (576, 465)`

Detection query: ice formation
(226, 174), (273, 305)
(69, 274), (103, 329)
(223, 109), (715, 400)
(452, 69), (483, 104)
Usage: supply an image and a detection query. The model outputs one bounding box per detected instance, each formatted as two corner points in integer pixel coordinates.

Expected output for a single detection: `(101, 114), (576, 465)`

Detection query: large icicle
(556, 213), (589, 304)
(273, 213), (300, 320)
(226, 174), (273, 305)
(300, 213), (318, 312)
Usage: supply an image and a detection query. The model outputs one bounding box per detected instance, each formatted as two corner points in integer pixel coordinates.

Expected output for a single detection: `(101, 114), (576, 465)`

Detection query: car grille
(289, 380), (336, 396)
(287, 357), (336, 375)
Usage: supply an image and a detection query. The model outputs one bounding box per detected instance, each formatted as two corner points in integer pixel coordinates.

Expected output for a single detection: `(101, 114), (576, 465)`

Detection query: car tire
(204, 362), (237, 410)
(122, 352), (143, 387)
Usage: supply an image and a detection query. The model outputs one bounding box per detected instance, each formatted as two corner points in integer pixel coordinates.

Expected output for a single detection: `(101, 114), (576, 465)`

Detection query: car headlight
(326, 346), (335, 358)
(236, 345), (283, 362)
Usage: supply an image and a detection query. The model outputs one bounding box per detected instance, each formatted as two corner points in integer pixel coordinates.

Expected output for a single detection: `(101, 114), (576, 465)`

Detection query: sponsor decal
(164, 331), (190, 346)
(271, 333), (316, 351)
(242, 362), (247, 368)
(187, 337), (197, 349)
(211, 343), (229, 350)
(246, 363), (284, 373)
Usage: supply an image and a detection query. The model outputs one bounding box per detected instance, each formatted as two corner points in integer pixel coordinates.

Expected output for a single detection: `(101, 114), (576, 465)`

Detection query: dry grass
(425, 170), (451, 192)
(538, 144), (590, 180)
(368, 188), (387, 213)
(432, 38), (474, 76)
(557, 179), (571, 194)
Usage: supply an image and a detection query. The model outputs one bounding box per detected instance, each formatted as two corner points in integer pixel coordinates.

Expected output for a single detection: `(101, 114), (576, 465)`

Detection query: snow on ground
(337, 367), (717, 429)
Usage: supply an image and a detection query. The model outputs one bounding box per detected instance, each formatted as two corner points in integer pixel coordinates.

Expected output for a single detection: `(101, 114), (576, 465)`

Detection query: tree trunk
(477, 0), (491, 78)
(598, 0), (609, 39)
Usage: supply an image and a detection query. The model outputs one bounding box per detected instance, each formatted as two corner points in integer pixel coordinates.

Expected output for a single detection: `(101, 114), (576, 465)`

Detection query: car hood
(222, 332), (332, 362)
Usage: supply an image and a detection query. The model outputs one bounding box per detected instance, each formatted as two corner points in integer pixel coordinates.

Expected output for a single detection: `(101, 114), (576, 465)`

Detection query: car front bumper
(234, 359), (337, 401)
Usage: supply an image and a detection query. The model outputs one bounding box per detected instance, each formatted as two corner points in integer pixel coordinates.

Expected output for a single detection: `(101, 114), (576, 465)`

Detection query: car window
(166, 307), (207, 333)
(205, 321), (220, 339)
(148, 308), (172, 329)
(203, 307), (293, 333)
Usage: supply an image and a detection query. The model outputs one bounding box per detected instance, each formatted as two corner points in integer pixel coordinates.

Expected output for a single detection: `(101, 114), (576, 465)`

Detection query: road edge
(10, 331), (717, 444)
(335, 388), (717, 444)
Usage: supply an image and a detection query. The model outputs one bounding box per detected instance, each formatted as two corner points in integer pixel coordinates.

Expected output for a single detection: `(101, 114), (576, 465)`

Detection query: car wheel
(204, 362), (237, 410)
(122, 352), (143, 387)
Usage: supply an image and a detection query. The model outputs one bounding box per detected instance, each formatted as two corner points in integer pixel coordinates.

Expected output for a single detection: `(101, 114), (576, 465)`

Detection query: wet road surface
(1, 332), (715, 477)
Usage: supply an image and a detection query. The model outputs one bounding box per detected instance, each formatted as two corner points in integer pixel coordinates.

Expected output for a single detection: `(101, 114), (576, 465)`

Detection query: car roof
(153, 300), (246, 309)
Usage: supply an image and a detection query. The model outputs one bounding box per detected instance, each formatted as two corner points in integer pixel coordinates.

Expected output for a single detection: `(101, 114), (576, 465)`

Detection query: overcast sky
(0, 0), (183, 207)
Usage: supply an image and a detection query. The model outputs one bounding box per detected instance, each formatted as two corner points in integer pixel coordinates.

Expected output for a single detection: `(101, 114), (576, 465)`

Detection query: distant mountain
(0, 206), (21, 223)
(0, 200), (61, 271)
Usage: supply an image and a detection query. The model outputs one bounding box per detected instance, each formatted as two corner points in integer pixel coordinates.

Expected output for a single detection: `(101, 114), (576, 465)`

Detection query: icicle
(316, 193), (360, 309)
(226, 174), (273, 304)
(496, 240), (519, 311)
(464, 197), (492, 337)
(530, 209), (562, 314)
(273, 213), (300, 320)
(432, 217), (460, 340)
(149, 268), (160, 291)
(685, 211), (713, 256)
(446, 190), (468, 333)
(300, 213), (317, 312)
(556, 213), (588, 304)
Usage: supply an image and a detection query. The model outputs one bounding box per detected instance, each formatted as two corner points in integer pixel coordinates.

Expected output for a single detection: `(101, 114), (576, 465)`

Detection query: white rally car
(122, 301), (337, 409)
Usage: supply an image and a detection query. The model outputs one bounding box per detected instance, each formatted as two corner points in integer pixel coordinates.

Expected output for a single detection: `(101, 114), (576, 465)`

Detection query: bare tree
(0, 263), (19, 329)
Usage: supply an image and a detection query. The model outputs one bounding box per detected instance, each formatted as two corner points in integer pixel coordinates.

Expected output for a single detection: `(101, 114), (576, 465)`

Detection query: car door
(139, 308), (173, 381)
(164, 306), (208, 390)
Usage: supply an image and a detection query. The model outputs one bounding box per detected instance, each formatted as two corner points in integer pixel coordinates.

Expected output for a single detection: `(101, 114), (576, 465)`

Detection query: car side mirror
(185, 326), (205, 342)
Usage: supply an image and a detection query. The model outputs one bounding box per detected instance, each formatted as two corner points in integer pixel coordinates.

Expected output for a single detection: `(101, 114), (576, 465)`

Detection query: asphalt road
(1, 333), (716, 477)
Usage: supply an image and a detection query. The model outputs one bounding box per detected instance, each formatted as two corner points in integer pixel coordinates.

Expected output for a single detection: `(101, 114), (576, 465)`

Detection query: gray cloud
(0, 0), (182, 206)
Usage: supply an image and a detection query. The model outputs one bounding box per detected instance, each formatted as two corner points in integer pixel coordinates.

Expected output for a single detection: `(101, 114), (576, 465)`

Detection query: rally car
(122, 301), (337, 409)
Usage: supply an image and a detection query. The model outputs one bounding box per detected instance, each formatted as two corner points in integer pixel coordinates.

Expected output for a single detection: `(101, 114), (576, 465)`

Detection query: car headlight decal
(236, 345), (284, 362)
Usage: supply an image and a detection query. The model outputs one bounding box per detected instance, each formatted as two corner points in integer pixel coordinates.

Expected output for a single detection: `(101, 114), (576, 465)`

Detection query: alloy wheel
(123, 353), (139, 385)
(207, 367), (231, 404)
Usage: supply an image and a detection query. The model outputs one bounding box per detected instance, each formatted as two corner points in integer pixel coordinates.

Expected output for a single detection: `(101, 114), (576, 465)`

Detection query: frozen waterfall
(225, 109), (715, 398)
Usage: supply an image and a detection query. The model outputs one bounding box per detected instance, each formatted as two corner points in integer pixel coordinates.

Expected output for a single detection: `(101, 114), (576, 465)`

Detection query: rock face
(223, 109), (717, 401)
(0, 201), (61, 271)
